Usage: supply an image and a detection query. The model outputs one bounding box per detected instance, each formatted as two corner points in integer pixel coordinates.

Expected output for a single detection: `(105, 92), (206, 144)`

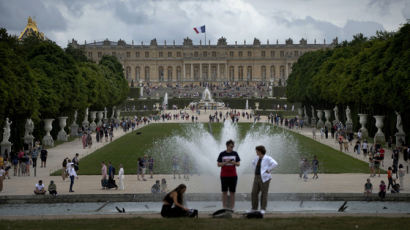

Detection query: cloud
(0, 0), (405, 47)
(0, 0), (66, 32)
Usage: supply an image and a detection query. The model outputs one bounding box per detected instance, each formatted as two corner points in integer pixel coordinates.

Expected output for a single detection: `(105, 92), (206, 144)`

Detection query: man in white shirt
(251, 145), (278, 214)
(68, 164), (78, 192)
(34, 180), (46, 195)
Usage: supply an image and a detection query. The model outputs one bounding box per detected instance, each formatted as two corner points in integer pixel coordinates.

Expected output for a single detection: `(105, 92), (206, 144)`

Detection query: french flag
(193, 25), (206, 34)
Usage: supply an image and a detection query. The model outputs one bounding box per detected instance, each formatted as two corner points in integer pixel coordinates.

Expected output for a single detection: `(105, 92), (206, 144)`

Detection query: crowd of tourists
(141, 82), (273, 99)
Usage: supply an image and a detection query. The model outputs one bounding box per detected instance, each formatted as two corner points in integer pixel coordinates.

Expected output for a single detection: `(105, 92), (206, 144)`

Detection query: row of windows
(88, 50), (303, 58)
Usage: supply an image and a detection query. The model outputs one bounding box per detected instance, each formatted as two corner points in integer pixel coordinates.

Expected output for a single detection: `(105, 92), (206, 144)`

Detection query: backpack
(212, 209), (233, 218)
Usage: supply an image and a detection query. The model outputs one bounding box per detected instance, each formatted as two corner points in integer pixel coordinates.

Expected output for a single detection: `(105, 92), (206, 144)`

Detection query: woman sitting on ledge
(161, 184), (189, 218)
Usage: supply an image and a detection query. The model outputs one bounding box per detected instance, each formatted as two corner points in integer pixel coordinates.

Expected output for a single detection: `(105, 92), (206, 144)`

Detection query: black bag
(244, 211), (263, 219)
(101, 179), (108, 188)
(187, 209), (198, 218)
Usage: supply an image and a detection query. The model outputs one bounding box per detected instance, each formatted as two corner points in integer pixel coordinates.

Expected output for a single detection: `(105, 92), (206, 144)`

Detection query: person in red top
(217, 139), (240, 210)
(387, 167), (393, 190)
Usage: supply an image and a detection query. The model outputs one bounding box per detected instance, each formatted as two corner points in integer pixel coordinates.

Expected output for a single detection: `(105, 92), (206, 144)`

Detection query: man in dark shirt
(217, 140), (240, 210)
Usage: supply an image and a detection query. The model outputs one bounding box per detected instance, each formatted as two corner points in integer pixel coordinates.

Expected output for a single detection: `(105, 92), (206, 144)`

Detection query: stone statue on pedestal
(82, 108), (90, 129)
(303, 106), (310, 125)
(345, 106), (353, 133)
(332, 105), (339, 125)
(1, 118), (12, 158)
(71, 110), (79, 137)
(310, 105), (316, 127)
(2, 118), (12, 144)
(24, 118), (35, 146)
(395, 111), (406, 146)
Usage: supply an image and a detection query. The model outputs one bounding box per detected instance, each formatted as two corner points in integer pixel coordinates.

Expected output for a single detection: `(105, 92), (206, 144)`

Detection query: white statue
(111, 106), (116, 119)
(346, 106), (352, 122)
(333, 106), (339, 121)
(396, 111), (404, 134)
(74, 110), (78, 122)
(104, 107), (108, 119)
(25, 118), (34, 135)
(304, 106), (308, 117)
(311, 105), (315, 118)
(84, 108), (89, 121)
(2, 118), (12, 143)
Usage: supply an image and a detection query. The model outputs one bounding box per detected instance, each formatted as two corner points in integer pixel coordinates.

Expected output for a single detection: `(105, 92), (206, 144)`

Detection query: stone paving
(1, 109), (409, 196)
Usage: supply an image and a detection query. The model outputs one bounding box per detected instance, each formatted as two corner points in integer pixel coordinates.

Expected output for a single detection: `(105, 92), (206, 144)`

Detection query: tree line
(286, 22), (409, 142)
(0, 28), (129, 149)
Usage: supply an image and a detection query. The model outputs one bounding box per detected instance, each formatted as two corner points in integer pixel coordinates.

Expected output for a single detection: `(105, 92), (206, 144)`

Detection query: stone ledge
(1, 193), (410, 204)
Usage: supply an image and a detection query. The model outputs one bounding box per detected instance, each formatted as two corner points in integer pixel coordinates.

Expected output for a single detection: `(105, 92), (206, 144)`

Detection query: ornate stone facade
(70, 37), (333, 86)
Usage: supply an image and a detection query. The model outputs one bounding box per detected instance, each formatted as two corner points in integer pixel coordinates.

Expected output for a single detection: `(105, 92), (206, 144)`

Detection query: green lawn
(53, 123), (371, 175)
(1, 217), (409, 230)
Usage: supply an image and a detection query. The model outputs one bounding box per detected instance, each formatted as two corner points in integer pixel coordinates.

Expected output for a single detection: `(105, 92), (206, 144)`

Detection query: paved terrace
(0, 109), (408, 196)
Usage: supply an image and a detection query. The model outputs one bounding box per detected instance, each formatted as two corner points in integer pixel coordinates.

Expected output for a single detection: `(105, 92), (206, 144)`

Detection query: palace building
(70, 37), (335, 87)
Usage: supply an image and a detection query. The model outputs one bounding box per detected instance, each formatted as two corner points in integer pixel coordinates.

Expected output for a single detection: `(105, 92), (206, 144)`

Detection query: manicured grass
(1, 217), (409, 230)
(58, 123), (371, 175)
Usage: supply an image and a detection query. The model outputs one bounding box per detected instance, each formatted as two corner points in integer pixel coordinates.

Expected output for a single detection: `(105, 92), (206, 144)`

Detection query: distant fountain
(163, 92), (168, 110)
(149, 120), (282, 175)
(189, 87), (225, 109)
(246, 100), (249, 110)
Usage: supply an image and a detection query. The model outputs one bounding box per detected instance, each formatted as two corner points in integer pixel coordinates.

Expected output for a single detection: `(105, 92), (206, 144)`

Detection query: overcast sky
(1, 0), (409, 47)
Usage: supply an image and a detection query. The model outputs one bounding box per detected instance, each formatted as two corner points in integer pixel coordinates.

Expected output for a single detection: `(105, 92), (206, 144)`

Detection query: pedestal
(57, 117), (68, 141)
(358, 114), (369, 139)
(0, 141), (12, 159)
(70, 123), (79, 137)
(346, 121), (353, 133)
(324, 110), (332, 129)
(90, 111), (97, 131)
(42, 119), (54, 147)
(310, 117), (316, 127)
(395, 133), (406, 147)
(316, 110), (324, 128)
(97, 111), (104, 126)
(373, 115), (385, 144)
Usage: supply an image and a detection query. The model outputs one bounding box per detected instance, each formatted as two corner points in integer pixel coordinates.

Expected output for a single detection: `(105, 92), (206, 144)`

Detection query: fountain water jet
(149, 120), (281, 176)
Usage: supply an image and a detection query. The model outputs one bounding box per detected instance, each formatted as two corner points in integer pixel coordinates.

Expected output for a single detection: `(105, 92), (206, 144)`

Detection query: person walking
(250, 145), (278, 214)
(118, 164), (125, 190)
(101, 161), (107, 189)
(68, 164), (78, 192)
(398, 164), (405, 190)
(217, 140), (240, 210)
(40, 147), (48, 168)
(0, 166), (5, 192)
(312, 156), (319, 179)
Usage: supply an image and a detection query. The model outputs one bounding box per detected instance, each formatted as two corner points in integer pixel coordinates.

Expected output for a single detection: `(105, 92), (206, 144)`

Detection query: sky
(0, 0), (409, 48)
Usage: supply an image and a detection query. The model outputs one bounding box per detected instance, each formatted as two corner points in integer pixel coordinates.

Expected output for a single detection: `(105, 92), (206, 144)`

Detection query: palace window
(212, 51), (216, 57)
(88, 52), (93, 58)
(159, 66), (164, 82)
(238, 66), (243, 81)
(261, 66), (266, 81)
(168, 52), (172, 57)
(167, 66), (173, 81)
(247, 66), (252, 81)
(126, 52), (130, 58)
(135, 67), (140, 81)
(270, 51), (275, 57)
(247, 51), (252, 57)
(136, 52), (140, 57)
(177, 52), (181, 57)
(98, 52), (102, 58)
(294, 50), (299, 56)
(145, 66), (150, 81)
(238, 51), (243, 57)
(194, 51), (198, 57)
(261, 51), (265, 57)
(280, 51), (284, 57)
(159, 52), (163, 57)
(229, 51), (234, 57)
(145, 51), (149, 57)
(203, 51), (207, 57)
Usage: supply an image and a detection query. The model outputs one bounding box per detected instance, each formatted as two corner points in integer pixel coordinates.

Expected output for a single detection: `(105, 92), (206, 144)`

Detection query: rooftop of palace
(70, 37), (336, 49)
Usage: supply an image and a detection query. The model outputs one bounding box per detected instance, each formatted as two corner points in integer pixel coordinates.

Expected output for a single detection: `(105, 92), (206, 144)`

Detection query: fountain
(189, 87), (225, 110)
(163, 92), (168, 110)
(245, 100), (249, 110)
(148, 120), (282, 175)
